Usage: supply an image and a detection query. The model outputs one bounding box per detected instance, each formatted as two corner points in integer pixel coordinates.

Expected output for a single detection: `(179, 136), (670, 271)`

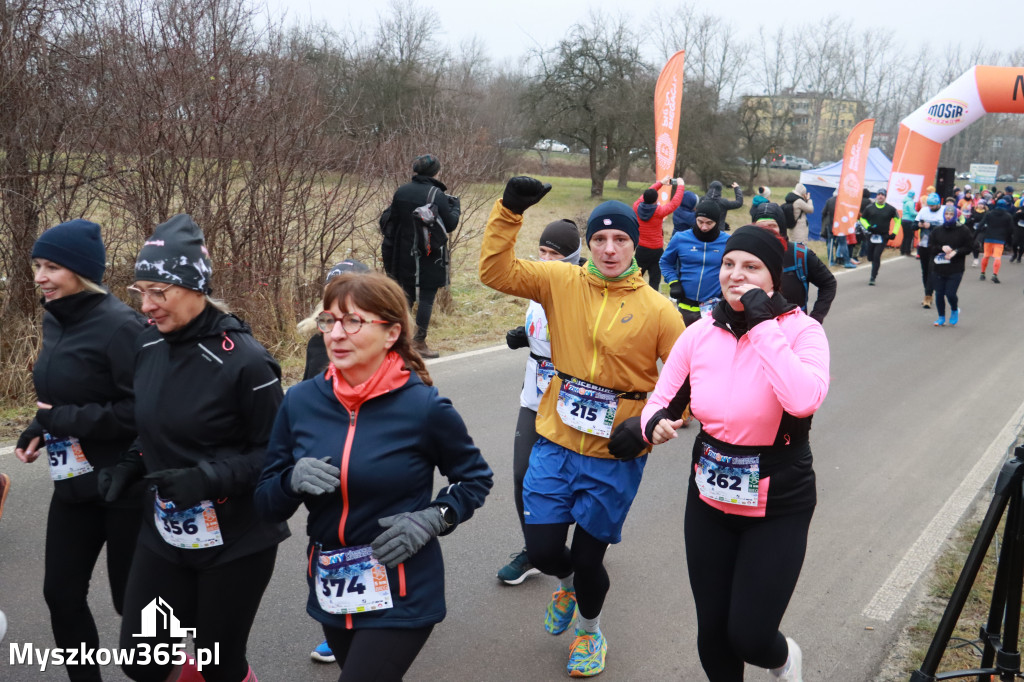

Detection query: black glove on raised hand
(144, 467), (212, 508)
(608, 416), (647, 460)
(739, 288), (775, 329)
(506, 326), (528, 350)
(502, 176), (552, 214)
(97, 451), (146, 502)
(17, 420), (44, 451)
(669, 282), (684, 301)
(371, 508), (446, 568)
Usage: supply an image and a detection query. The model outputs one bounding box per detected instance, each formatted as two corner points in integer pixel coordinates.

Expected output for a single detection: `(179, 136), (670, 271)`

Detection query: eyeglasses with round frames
(316, 311), (392, 335)
(127, 283), (175, 303)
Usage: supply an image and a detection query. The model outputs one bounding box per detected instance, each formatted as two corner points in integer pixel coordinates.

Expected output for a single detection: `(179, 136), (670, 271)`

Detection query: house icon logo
(133, 597), (196, 638)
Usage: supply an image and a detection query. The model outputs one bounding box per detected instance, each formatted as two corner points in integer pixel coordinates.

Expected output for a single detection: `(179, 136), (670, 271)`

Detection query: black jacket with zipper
(383, 174), (461, 289)
(31, 291), (147, 504)
(133, 304), (290, 567)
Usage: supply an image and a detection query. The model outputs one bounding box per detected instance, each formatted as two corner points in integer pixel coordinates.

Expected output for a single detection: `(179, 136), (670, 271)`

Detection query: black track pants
(684, 492), (813, 681)
(119, 543), (277, 682)
(44, 493), (141, 682)
(512, 406), (539, 540)
(323, 624), (434, 681)
(524, 523), (610, 619)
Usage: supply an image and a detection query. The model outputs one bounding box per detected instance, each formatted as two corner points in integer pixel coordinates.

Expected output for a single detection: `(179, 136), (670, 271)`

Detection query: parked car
(768, 154), (812, 170)
(533, 139), (570, 153)
(957, 171), (971, 179)
(997, 173), (1015, 182)
(1017, 175), (1024, 183)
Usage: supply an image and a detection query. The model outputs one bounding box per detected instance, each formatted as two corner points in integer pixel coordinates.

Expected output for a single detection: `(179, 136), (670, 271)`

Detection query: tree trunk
(616, 153), (631, 189)
(4, 141), (41, 319)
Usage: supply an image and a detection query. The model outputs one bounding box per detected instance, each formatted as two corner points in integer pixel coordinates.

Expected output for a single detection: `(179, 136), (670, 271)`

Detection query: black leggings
(868, 240), (886, 279)
(512, 406), (539, 540)
(685, 491), (813, 681)
(524, 523), (609, 619)
(635, 246), (664, 289)
(119, 542), (277, 682)
(932, 271), (964, 318)
(323, 624), (433, 681)
(44, 493), (141, 682)
(917, 246), (933, 295)
(401, 282), (438, 341)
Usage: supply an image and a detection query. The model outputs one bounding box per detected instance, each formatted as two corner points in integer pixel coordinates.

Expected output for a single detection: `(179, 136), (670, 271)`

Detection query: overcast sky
(268, 0), (1021, 70)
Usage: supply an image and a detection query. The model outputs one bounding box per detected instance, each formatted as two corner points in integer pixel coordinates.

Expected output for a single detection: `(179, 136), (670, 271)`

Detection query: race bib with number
(536, 359), (555, 397)
(556, 376), (618, 438)
(315, 545), (393, 615)
(870, 234), (884, 244)
(695, 442), (760, 507)
(154, 495), (224, 549)
(44, 432), (94, 480)
(699, 297), (721, 319)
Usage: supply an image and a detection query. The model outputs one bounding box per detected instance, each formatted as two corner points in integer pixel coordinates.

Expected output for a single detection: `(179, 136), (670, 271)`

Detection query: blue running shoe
(544, 588), (577, 635)
(844, 262), (857, 269)
(933, 317), (945, 327)
(567, 629), (607, 677)
(497, 550), (541, 585)
(310, 640), (335, 663)
(950, 309), (959, 326)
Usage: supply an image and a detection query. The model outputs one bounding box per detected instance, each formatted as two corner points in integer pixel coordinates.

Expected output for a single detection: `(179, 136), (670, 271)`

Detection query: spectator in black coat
(703, 180), (744, 231)
(381, 154), (461, 358)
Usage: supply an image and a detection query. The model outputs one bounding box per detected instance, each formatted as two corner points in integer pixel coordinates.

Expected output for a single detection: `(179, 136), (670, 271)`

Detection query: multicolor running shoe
(567, 629), (607, 677)
(543, 588), (577, 635)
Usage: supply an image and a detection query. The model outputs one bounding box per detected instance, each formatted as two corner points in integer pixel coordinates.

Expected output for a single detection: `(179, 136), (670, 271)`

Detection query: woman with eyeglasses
(103, 214), (289, 682)
(15, 219), (146, 681)
(255, 271), (492, 682)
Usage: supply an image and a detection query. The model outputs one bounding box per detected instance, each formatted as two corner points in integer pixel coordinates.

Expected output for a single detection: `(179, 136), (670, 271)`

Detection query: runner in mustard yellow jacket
(479, 176), (684, 678)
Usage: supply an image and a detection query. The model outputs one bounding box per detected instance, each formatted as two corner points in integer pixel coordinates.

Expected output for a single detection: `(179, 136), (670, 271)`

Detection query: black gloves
(17, 420), (44, 451)
(144, 467), (212, 508)
(669, 282), (684, 301)
(608, 416), (647, 460)
(98, 451), (146, 502)
(889, 233), (897, 241)
(739, 288), (775, 329)
(506, 326), (528, 350)
(502, 176), (552, 214)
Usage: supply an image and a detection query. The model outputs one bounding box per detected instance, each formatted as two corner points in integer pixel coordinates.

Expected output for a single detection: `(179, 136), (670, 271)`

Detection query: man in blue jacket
(661, 199), (730, 325)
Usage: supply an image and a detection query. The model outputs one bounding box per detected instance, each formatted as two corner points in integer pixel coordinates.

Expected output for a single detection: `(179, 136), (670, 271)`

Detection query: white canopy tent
(798, 148), (893, 240)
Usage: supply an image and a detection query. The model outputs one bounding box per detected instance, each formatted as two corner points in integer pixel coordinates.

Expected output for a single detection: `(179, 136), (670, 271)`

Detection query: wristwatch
(435, 504), (456, 531)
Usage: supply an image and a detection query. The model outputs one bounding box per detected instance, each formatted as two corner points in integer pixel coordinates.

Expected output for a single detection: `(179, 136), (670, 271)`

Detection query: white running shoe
(771, 637), (803, 682)
(972, 258), (979, 267)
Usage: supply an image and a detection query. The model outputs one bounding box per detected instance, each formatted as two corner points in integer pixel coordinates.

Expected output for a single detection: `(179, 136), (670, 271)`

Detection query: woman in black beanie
(639, 225), (830, 682)
(16, 219), (147, 681)
(105, 214), (289, 682)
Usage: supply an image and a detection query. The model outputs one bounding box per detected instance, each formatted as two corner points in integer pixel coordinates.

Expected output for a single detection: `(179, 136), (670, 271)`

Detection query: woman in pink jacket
(639, 225), (829, 682)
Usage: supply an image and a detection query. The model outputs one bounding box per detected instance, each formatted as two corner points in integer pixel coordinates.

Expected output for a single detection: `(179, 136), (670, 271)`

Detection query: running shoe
(771, 636), (803, 681)
(992, 274), (1001, 284)
(544, 588), (577, 635)
(310, 640), (335, 663)
(934, 317), (945, 327)
(849, 258), (860, 265)
(979, 273), (986, 280)
(868, 278), (875, 286)
(0, 473), (9, 522)
(497, 550), (541, 585)
(950, 309), (959, 326)
(973, 258), (979, 267)
(843, 262), (857, 269)
(567, 629), (607, 678)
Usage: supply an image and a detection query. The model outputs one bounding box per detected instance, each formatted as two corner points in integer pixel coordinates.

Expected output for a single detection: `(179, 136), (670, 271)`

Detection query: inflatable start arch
(887, 66), (1024, 210)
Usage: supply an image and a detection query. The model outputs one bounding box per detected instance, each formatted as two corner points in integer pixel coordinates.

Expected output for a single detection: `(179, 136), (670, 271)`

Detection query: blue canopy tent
(797, 148), (893, 240)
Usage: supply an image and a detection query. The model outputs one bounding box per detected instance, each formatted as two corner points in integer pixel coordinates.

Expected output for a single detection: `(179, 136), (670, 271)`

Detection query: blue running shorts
(522, 436), (647, 544)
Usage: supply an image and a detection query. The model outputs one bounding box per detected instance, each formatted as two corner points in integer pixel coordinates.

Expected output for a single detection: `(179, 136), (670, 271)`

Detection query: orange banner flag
(833, 119), (875, 237)
(654, 51), (685, 202)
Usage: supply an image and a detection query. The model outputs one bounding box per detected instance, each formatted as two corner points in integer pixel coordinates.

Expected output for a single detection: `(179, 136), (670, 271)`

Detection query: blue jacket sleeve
(660, 234), (683, 285)
(254, 394), (305, 523)
(423, 394), (493, 535)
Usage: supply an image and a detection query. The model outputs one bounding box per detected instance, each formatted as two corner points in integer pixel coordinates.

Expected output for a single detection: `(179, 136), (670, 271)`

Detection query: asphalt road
(1, 254), (1023, 681)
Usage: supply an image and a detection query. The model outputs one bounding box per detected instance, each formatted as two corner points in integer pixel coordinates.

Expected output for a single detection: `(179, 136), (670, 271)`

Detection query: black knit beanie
(750, 202), (787, 230)
(724, 225), (785, 289)
(412, 154), (441, 177)
(31, 219), (106, 283)
(539, 219), (581, 257)
(135, 214), (214, 294)
(695, 198), (722, 224)
(642, 188), (658, 204)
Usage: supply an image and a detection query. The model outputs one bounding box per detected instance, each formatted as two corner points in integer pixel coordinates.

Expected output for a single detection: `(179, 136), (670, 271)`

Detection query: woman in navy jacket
(256, 272), (492, 681)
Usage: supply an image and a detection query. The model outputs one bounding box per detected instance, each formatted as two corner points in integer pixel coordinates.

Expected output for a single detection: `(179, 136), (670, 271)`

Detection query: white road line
(425, 343), (505, 365)
(0, 445), (13, 457)
(862, 398), (1024, 621)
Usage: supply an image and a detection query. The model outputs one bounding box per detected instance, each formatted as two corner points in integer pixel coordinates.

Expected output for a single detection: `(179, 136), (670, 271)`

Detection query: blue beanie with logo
(31, 219), (106, 283)
(586, 201), (640, 247)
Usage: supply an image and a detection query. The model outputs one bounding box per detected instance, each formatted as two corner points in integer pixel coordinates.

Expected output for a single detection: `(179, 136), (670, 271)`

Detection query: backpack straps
(781, 243), (809, 311)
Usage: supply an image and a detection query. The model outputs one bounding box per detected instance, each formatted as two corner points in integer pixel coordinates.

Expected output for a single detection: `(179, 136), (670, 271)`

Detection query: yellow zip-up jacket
(480, 199), (686, 459)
